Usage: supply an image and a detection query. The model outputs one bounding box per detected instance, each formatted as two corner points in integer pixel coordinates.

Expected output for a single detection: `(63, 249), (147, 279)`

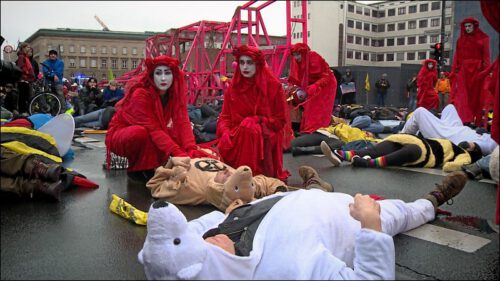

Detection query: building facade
(292, 0), (454, 67)
(19, 28), (158, 82)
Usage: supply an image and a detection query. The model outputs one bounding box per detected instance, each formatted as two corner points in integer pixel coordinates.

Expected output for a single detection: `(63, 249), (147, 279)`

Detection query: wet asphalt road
(1, 134), (498, 280)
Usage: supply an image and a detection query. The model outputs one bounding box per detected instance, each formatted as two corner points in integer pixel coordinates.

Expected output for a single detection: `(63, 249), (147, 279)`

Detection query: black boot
(24, 158), (62, 182)
(27, 179), (64, 202)
(291, 146), (322, 157)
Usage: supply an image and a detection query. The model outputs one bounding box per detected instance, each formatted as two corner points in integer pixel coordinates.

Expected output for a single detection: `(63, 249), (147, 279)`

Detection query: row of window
(346, 50), (450, 62)
(347, 33), (444, 47)
(347, 17), (449, 32)
(347, 2), (446, 18)
(46, 44), (141, 56)
(67, 58), (139, 69)
(292, 30), (310, 39)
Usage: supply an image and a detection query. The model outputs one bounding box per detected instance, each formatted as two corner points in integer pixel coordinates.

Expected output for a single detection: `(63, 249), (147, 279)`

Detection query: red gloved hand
(306, 84), (319, 97)
(171, 146), (188, 157)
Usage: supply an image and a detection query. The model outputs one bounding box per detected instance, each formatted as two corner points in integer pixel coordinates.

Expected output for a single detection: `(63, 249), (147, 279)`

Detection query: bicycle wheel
(29, 92), (62, 116)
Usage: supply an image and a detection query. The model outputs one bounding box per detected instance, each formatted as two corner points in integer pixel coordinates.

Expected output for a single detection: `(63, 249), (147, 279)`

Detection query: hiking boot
(320, 141), (341, 167)
(424, 171), (468, 210)
(24, 158), (62, 182)
(298, 166), (334, 192)
(27, 179), (64, 202)
(461, 163), (483, 180)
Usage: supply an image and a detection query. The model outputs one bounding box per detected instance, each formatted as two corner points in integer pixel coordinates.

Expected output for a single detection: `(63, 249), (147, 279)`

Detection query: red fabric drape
(216, 45), (290, 181)
(417, 59), (439, 110)
(289, 43), (337, 133)
(449, 17), (490, 125)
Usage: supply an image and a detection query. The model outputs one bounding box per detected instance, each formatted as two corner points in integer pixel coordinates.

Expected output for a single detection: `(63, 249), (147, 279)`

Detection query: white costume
(139, 189), (435, 280)
(402, 104), (498, 155)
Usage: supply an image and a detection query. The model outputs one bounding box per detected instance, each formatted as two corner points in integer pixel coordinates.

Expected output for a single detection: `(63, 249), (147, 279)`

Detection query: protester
(375, 73), (391, 107)
(406, 72), (418, 112)
(216, 45), (290, 181)
(436, 71), (451, 111)
(78, 77), (102, 115)
(340, 68), (356, 105)
(15, 42), (35, 115)
(416, 59), (439, 110)
(41, 50), (66, 113)
(102, 79), (124, 107)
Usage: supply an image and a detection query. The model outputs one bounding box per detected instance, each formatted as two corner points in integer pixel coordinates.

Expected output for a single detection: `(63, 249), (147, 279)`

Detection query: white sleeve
(187, 211), (226, 235)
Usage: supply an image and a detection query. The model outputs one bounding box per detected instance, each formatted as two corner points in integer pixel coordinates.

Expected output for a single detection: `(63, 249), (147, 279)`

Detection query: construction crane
(94, 15), (110, 31)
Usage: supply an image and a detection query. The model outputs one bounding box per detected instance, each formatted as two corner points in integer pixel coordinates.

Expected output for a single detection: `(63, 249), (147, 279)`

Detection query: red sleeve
(216, 89), (233, 138)
(307, 52), (334, 96)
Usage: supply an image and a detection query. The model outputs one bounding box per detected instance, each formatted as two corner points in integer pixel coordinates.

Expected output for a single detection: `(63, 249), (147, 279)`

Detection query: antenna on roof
(94, 15), (110, 31)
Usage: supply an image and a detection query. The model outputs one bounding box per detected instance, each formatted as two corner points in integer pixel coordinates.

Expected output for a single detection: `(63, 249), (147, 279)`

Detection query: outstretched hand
(349, 193), (382, 232)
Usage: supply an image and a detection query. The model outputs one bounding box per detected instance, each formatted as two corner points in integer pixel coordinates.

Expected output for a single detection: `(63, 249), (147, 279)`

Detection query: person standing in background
(375, 73), (390, 107)
(15, 42), (35, 115)
(42, 50), (66, 113)
(436, 71), (451, 112)
(406, 72), (418, 112)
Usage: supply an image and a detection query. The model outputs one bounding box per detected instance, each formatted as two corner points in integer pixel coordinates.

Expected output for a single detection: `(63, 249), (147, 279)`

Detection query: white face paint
(239, 55), (256, 78)
(153, 65), (173, 92)
(427, 63), (434, 69)
(292, 52), (302, 63)
(464, 23), (474, 34)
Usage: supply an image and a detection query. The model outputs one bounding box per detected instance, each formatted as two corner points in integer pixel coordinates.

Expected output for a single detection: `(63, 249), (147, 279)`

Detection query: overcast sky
(1, 1), (288, 49)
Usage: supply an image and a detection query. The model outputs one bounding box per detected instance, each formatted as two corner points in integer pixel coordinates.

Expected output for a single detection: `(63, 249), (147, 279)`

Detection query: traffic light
(430, 43), (443, 61)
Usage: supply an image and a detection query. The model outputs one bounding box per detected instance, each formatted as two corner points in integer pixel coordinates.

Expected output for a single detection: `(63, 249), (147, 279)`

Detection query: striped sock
(337, 150), (356, 161)
(369, 157), (387, 168)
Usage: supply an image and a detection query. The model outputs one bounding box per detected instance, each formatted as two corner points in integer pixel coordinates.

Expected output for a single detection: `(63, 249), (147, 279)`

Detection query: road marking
(402, 224), (491, 253)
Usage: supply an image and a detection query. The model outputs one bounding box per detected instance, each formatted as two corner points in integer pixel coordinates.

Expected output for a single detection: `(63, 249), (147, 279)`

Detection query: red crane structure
(116, 0), (308, 106)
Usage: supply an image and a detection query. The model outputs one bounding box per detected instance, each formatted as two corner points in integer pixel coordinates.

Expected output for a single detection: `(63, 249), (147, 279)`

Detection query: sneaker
(320, 141), (341, 167)
(351, 155), (369, 167)
(298, 166), (334, 192)
(424, 171), (468, 209)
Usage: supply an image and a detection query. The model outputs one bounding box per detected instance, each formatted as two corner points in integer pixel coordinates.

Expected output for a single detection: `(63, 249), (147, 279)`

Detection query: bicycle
(28, 63), (62, 116)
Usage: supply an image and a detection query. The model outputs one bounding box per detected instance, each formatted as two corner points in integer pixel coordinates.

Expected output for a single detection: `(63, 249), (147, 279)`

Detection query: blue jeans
(350, 115), (385, 134)
(476, 155), (491, 174)
(74, 108), (105, 128)
(408, 94), (417, 112)
(377, 91), (386, 107)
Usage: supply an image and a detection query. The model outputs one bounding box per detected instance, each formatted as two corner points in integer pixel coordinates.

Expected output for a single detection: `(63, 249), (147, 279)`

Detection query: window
(388, 8), (395, 16)
(371, 53), (377, 62)
(356, 6), (362, 15)
(387, 38), (394, 46)
(378, 10), (385, 17)
(419, 19), (428, 28)
(111, 59), (117, 69)
(90, 59), (97, 68)
(431, 18), (440, 27)
(363, 53), (369, 61)
(59, 45), (64, 53)
(112, 47), (117, 55)
(386, 53), (394, 61)
(377, 54), (384, 62)
(102, 73), (107, 80)
(397, 37), (405, 45)
(408, 36), (416, 45)
(69, 58), (76, 68)
(364, 37), (370, 46)
(364, 23), (370, 31)
(122, 47), (127, 55)
(418, 35), (427, 44)
(307, 31), (310, 37)
(420, 3), (428, 12)
(408, 20), (417, 29)
(80, 59), (86, 67)
(397, 52), (405, 61)
(409, 5), (417, 13)
(132, 47), (137, 55)
(347, 35), (354, 43)
(347, 20), (354, 28)
(445, 17), (451, 25)
(372, 24), (378, 32)
(377, 39), (385, 47)
(101, 46), (107, 54)
(132, 59), (138, 69)
(431, 1), (440, 10)
(378, 24), (385, 32)
(91, 46), (96, 54)
(355, 36), (362, 45)
(69, 45), (75, 53)
(101, 59), (107, 68)
(444, 51), (450, 59)
(355, 51), (361, 60)
(398, 22), (406, 30)
(430, 35), (439, 43)
(387, 23), (395, 31)
(121, 59), (128, 69)
(293, 33), (296, 39)
(347, 50), (353, 59)
(356, 21), (362, 30)
(398, 7), (406, 15)
(348, 4), (354, 12)
(80, 46), (86, 53)
(308, 13), (310, 19)
(418, 51), (427, 60)
(364, 8), (370, 16)
(407, 52), (415, 60)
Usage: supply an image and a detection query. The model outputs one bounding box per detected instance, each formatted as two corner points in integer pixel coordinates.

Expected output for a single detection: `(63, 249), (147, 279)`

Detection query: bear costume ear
(223, 166), (255, 203)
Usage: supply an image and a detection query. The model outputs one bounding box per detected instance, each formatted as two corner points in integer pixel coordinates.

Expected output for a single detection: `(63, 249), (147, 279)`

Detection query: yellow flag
(364, 73), (370, 92)
(108, 68), (115, 82)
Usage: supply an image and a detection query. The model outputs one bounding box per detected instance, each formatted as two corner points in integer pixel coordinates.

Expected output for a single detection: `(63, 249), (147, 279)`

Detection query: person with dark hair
(416, 59), (439, 110)
(288, 43), (337, 134)
(375, 73), (391, 107)
(77, 77), (102, 115)
(105, 55), (215, 182)
(15, 42), (35, 115)
(216, 45), (290, 181)
(340, 68), (356, 105)
(401, 104), (498, 156)
(42, 49), (66, 113)
(406, 72), (418, 111)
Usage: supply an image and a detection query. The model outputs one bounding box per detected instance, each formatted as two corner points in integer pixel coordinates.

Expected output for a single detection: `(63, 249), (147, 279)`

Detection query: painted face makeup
(427, 63), (434, 69)
(154, 65), (173, 92)
(239, 55), (256, 78)
(464, 23), (474, 34)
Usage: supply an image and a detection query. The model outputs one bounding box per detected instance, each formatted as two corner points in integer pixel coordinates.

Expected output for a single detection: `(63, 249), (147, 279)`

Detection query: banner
(364, 73), (370, 92)
(340, 82), (356, 95)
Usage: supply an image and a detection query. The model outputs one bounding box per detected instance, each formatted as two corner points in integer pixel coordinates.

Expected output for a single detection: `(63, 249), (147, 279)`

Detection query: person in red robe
(449, 17), (490, 126)
(416, 59), (439, 110)
(105, 55), (214, 181)
(288, 43), (337, 134)
(216, 45), (290, 181)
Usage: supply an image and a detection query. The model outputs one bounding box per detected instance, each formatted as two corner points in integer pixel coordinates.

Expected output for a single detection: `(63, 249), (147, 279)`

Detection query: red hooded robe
(417, 59), (439, 110)
(450, 17), (490, 125)
(105, 56), (209, 172)
(216, 45), (290, 181)
(289, 43), (337, 133)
